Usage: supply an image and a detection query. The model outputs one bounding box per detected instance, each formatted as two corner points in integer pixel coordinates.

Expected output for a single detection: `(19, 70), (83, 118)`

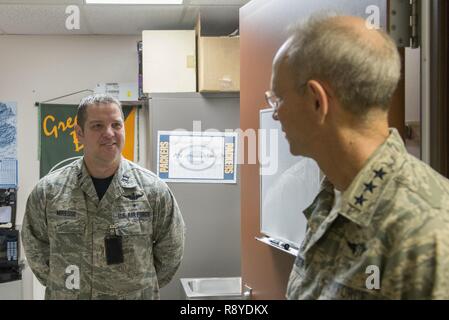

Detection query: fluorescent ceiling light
(85, 0), (183, 4)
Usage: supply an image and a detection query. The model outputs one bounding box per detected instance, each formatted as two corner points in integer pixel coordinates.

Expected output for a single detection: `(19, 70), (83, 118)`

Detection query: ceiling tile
(84, 5), (192, 34)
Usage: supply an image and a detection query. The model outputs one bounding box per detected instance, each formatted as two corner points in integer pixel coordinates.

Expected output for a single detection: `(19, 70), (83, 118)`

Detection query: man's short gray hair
(285, 15), (401, 115)
(77, 94), (123, 130)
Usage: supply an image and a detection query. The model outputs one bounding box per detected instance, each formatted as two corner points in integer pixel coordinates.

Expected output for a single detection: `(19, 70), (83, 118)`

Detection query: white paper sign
(157, 131), (237, 184)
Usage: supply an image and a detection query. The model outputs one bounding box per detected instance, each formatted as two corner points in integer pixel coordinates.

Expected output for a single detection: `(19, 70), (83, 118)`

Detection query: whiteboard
(259, 109), (321, 249)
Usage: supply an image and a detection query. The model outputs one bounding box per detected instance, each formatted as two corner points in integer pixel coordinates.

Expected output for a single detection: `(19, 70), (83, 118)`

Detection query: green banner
(39, 103), (134, 178)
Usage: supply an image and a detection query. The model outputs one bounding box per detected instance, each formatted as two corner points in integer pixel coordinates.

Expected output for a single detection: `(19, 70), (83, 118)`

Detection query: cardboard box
(198, 36), (240, 92)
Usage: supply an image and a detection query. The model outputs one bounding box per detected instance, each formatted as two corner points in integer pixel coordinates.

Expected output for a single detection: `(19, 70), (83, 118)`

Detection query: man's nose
(103, 125), (114, 137)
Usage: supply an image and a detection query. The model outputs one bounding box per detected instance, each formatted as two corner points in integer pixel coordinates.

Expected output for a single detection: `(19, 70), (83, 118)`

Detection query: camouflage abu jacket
(287, 129), (449, 300)
(22, 157), (185, 299)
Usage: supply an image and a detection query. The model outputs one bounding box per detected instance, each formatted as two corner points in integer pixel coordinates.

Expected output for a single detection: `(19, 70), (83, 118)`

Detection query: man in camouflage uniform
(22, 94), (185, 299)
(268, 15), (449, 299)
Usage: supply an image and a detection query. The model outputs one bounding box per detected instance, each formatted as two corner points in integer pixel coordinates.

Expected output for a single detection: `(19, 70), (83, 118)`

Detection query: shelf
(255, 236), (299, 257)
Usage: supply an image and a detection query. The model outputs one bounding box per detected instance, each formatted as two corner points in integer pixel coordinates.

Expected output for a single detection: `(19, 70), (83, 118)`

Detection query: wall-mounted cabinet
(142, 30), (196, 93)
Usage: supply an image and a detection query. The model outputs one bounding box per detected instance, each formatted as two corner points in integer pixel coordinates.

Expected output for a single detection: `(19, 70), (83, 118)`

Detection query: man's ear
(307, 80), (329, 124)
(75, 124), (84, 140)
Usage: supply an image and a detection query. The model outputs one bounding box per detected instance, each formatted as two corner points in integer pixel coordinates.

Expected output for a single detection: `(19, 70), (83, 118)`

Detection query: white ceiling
(0, 0), (251, 35)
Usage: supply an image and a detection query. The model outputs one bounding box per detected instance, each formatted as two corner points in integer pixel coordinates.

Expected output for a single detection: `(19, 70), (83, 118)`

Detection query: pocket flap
(115, 221), (149, 236)
(56, 220), (84, 234)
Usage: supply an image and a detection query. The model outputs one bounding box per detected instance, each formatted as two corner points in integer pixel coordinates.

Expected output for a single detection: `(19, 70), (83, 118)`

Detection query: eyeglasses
(265, 91), (281, 112)
(265, 82), (311, 113)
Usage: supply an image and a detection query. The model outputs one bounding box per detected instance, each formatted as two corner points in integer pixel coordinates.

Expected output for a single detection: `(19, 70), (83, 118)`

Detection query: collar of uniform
(303, 177), (334, 222)
(98, 158), (138, 207)
(75, 157), (138, 199)
(338, 129), (407, 227)
(74, 157), (137, 186)
(116, 158), (138, 189)
(74, 157), (90, 187)
(74, 157), (98, 201)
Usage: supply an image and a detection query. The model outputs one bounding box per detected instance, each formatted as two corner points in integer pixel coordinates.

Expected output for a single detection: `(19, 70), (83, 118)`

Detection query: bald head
(274, 14), (401, 116)
(328, 15), (371, 29)
(275, 16), (387, 63)
(326, 16), (392, 50)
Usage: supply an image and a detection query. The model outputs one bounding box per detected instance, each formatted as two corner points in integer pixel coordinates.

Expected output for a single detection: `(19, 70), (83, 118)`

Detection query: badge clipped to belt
(104, 224), (124, 265)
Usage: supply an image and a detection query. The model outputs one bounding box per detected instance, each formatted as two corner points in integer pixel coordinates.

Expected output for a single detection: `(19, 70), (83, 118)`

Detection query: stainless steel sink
(180, 277), (242, 300)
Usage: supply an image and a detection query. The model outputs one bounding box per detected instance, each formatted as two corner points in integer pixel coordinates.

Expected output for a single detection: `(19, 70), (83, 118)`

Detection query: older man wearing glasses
(268, 15), (449, 299)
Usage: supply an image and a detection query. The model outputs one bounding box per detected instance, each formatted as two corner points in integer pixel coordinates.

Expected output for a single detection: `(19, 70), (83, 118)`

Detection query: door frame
(423, 0), (448, 176)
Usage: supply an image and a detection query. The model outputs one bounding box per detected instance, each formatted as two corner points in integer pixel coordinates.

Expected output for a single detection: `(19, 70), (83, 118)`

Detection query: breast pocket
(52, 219), (85, 260)
(49, 219), (85, 299)
(115, 220), (154, 278)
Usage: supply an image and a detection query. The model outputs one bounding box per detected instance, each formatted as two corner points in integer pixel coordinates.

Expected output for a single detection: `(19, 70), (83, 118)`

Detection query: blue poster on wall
(157, 130), (237, 184)
(0, 102), (18, 188)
